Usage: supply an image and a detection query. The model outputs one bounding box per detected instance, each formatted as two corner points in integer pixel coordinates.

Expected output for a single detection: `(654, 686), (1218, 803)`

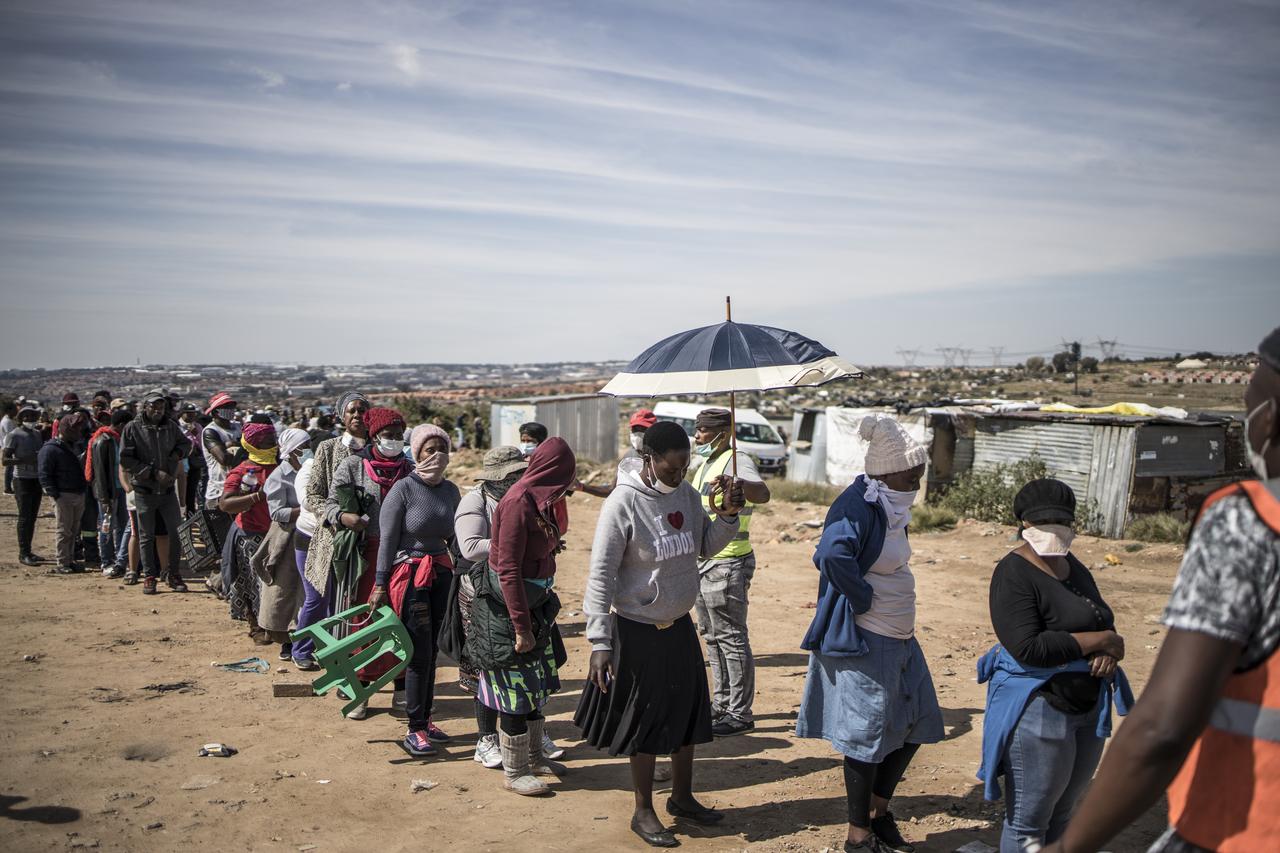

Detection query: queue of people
(6, 328), (1278, 853)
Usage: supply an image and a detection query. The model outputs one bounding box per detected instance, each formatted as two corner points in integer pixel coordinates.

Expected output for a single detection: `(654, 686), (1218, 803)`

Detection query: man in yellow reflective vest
(1046, 325), (1280, 853)
(691, 407), (771, 737)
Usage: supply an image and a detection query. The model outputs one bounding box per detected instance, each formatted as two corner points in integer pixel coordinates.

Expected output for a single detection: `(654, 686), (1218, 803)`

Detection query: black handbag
(436, 569), (466, 664)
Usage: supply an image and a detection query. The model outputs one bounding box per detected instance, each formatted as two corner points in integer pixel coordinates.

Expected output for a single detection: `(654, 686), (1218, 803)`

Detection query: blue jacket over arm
(976, 644), (1134, 800)
(800, 475), (887, 658)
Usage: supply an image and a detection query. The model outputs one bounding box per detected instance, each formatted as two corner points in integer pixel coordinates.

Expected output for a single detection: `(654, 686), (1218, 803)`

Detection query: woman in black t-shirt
(988, 479), (1125, 852)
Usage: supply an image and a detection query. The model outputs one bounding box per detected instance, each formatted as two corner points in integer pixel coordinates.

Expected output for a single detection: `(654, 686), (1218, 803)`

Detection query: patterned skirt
(476, 638), (560, 716)
(229, 529), (264, 623)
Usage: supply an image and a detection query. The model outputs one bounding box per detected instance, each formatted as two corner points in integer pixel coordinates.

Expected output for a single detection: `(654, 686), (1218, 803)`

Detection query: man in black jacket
(38, 411), (89, 574)
(90, 409), (132, 578)
(120, 390), (191, 594)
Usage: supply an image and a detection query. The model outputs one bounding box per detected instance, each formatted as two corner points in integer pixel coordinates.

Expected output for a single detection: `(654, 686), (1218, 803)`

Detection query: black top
(989, 551), (1114, 714)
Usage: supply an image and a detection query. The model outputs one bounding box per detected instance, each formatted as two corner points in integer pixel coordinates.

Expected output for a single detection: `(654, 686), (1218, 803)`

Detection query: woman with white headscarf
(796, 414), (944, 853)
(253, 427), (312, 661)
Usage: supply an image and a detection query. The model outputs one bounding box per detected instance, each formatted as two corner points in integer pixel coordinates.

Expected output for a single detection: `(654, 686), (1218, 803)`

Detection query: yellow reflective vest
(691, 449), (754, 559)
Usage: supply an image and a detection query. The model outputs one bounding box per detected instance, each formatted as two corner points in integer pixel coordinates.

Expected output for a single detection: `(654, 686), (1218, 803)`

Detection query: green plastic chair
(290, 604), (414, 718)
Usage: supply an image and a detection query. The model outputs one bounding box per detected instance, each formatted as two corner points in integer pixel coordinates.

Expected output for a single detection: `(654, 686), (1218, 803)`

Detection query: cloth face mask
(1023, 523), (1075, 557)
(415, 451), (449, 485)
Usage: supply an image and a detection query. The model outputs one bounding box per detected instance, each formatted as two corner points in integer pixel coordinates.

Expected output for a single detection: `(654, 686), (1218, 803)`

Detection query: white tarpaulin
(823, 407), (933, 489)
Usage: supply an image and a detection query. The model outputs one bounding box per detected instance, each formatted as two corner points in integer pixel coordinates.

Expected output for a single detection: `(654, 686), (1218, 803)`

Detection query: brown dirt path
(0, 481), (1178, 852)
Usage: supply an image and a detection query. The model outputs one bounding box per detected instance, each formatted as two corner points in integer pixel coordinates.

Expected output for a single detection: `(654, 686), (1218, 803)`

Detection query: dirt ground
(0, 462), (1180, 853)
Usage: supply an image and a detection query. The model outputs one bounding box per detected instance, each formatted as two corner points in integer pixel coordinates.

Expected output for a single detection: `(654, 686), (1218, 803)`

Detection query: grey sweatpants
(53, 492), (86, 568)
(695, 553), (756, 723)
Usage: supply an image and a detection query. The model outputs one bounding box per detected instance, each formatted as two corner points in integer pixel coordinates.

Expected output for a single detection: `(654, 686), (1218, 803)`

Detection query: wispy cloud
(0, 0), (1276, 368)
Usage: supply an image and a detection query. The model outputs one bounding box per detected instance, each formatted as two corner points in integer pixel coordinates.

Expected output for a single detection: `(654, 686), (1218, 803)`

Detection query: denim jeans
(1001, 693), (1106, 852)
(695, 553), (756, 723)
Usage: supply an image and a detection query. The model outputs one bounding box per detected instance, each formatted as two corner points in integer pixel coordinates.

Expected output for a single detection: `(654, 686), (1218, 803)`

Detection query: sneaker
(279, 642), (293, 661)
(142, 577), (158, 595)
(869, 813), (915, 853)
(425, 720), (451, 743)
(541, 730), (565, 760)
(400, 730), (436, 757)
(293, 657), (320, 672)
(711, 717), (755, 737)
(473, 733), (503, 769)
(103, 564), (125, 579)
(50, 565), (78, 575)
(345, 701), (368, 720)
(166, 573), (188, 592)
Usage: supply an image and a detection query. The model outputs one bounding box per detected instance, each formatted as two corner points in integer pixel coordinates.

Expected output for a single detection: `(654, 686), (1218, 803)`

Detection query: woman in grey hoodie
(575, 420), (745, 848)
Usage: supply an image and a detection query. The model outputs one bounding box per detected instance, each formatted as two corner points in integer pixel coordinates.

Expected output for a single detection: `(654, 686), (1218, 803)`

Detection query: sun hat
(476, 446), (529, 481)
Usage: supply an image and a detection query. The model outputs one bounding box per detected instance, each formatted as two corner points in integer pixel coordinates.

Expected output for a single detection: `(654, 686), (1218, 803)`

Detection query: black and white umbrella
(600, 297), (862, 477)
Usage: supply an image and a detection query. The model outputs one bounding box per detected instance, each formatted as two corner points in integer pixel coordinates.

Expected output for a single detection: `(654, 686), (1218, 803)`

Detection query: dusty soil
(0, 462), (1178, 853)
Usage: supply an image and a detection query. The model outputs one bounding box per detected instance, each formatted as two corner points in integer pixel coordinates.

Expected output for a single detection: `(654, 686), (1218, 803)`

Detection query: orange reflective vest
(1166, 479), (1280, 852)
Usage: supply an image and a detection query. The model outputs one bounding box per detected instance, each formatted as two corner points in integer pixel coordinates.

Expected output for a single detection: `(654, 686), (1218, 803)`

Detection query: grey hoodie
(584, 459), (740, 651)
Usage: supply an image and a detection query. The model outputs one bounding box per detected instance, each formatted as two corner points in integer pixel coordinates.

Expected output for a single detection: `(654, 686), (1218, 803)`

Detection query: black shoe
(104, 565), (125, 579)
(50, 565), (78, 575)
(69, 563), (86, 573)
(711, 717), (755, 737)
(665, 798), (724, 825)
(19, 555), (39, 567)
(845, 836), (888, 852)
(869, 813), (914, 853)
(630, 816), (679, 848)
(279, 643), (293, 661)
(166, 573), (188, 592)
(28, 553), (48, 563)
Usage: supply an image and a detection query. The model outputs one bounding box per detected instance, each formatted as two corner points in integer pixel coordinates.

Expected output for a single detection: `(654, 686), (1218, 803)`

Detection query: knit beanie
(363, 407), (405, 439)
(409, 423), (451, 459)
(859, 413), (929, 476)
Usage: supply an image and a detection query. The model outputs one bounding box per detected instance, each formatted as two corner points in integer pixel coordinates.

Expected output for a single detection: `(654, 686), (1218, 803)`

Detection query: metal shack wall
(974, 419), (1095, 506)
(1087, 425), (1137, 538)
(533, 396), (620, 464)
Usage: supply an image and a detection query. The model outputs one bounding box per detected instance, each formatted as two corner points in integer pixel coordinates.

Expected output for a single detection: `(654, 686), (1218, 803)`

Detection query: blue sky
(1, 0), (1277, 369)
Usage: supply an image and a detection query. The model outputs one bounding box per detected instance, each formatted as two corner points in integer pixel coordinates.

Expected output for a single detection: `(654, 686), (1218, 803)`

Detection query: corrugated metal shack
(489, 393), (620, 464)
(972, 412), (1243, 538)
(787, 406), (978, 498)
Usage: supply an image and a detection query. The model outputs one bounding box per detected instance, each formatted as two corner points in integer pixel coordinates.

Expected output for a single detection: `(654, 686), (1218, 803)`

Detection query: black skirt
(573, 613), (713, 756)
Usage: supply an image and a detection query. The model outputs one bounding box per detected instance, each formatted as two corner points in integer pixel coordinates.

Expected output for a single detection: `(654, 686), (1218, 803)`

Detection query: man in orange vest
(1046, 326), (1280, 853)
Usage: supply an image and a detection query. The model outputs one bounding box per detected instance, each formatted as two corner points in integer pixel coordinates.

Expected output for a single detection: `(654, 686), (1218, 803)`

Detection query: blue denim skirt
(795, 630), (943, 762)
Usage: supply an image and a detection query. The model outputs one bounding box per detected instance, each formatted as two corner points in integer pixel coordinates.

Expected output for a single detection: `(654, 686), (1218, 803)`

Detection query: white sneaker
(346, 701), (368, 720)
(473, 733), (503, 769)
(541, 730), (565, 760)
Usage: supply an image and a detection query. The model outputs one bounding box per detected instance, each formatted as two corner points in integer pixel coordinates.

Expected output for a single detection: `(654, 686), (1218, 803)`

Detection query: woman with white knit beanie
(795, 414), (944, 853)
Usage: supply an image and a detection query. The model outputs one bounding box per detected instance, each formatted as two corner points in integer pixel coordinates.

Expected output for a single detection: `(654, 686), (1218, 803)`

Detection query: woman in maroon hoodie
(476, 437), (576, 797)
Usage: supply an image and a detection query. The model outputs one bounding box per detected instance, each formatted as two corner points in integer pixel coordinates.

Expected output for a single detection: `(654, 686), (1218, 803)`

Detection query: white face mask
(376, 437), (405, 457)
(1023, 523), (1075, 557)
(645, 457), (680, 494)
(341, 432), (366, 450)
(629, 433), (645, 452)
(519, 442), (538, 458)
(1245, 398), (1275, 481)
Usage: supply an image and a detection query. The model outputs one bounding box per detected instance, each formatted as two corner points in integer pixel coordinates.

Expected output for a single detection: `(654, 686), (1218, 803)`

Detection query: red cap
(206, 392), (236, 415)
(62, 392), (80, 405)
(629, 409), (658, 429)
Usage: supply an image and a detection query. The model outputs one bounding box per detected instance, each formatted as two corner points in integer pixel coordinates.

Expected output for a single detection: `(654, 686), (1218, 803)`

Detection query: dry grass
(1126, 513), (1190, 543)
